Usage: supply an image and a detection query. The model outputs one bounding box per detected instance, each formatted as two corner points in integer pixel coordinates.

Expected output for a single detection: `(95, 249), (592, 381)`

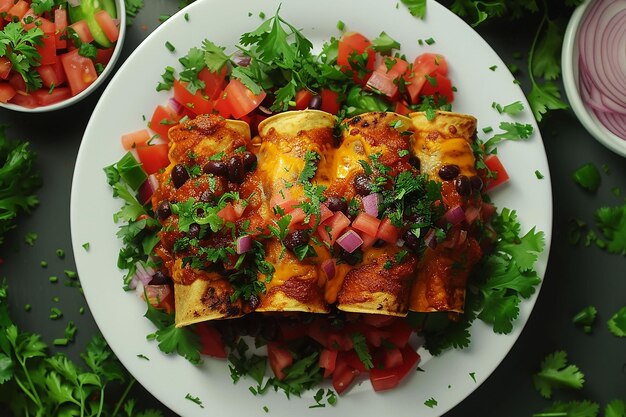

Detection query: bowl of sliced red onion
(562, 0), (626, 157)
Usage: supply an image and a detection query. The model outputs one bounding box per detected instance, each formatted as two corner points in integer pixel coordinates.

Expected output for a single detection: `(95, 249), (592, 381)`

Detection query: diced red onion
(444, 205), (465, 225)
(578, 0), (626, 140)
(67, 0), (81, 6)
(130, 261), (154, 290)
(424, 229), (437, 249)
(137, 174), (159, 205)
(232, 51), (251, 67)
(321, 259), (336, 280)
(362, 193), (381, 217)
(336, 230), (364, 253)
(168, 98), (185, 115)
(258, 105), (273, 115)
(395, 238), (405, 247)
(236, 235), (253, 254)
(458, 229), (468, 245)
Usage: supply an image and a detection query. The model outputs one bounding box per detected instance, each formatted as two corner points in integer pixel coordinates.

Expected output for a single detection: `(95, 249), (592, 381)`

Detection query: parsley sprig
(0, 23), (44, 91)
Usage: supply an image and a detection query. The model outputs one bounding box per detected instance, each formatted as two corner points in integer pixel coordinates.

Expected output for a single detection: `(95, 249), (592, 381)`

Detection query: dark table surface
(1, 1), (625, 416)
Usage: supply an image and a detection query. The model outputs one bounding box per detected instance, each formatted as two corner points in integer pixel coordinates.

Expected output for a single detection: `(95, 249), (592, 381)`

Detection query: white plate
(70, 1), (552, 416)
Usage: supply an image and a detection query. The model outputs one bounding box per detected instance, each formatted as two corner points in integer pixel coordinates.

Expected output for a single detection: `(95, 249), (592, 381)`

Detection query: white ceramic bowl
(562, 0), (626, 157)
(0, 0), (126, 113)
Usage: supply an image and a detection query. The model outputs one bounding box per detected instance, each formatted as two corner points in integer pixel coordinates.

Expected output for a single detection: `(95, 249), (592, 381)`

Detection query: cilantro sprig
(0, 23), (44, 92)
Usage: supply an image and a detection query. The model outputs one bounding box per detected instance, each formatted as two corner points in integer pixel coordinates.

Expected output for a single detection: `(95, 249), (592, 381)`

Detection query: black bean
(156, 200), (171, 220)
(203, 160), (228, 176)
(188, 223), (200, 238)
(438, 164), (460, 181)
(455, 175), (471, 196)
(403, 229), (421, 251)
(171, 164), (189, 188)
(326, 196), (347, 212)
(228, 155), (245, 183)
(242, 152), (257, 171)
(308, 94), (322, 109)
(353, 173), (372, 196)
(373, 239), (386, 248)
(408, 156), (420, 169)
(470, 175), (483, 191)
(283, 230), (310, 251)
(341, 248), (363, 266)
(150, 271), (172, 285)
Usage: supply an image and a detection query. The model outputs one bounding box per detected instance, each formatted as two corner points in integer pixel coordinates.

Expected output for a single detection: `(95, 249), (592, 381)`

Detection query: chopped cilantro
(165, 41), (176, 52)
(572, 306), (597, 334)
(350, 333), (373, 370)
(185, 393), (204, 408)
(489, 65), (497, 71)
(535, 170), (544, 179)
(24, 232), (37, 246)
(336, 20), (345, 31)
(492, 100), (524, 115)
(533, 351), (585, 399)
(572, 163), (601, 192)
(533, 401), (599, 417)
(424, 397), (438, 408)
(372, 31), (401, 54)
(400, 0), (427, 19)
(607, 307), (626, 337)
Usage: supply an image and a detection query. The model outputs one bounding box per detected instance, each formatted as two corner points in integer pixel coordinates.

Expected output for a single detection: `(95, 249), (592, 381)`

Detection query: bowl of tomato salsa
(0, 0), (126, 112)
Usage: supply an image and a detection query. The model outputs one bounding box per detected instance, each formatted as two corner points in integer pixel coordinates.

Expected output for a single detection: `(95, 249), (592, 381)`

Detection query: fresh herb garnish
(533, 351), (585, 399)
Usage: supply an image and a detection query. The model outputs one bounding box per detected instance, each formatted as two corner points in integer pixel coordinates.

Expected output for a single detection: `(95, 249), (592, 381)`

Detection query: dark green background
(1, 1), (624, 416)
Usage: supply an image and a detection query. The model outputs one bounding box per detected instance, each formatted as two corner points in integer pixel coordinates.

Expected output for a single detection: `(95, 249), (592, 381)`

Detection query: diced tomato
(375, 218), (400, 244)
(0, 83), (16, 103)
(332, 358), (360, 395)
(363, 314), (397, 328)
(394, 100), (411, 116)
(213, 95), (231, 118)
(232, 200), (246, 217)
(223, 78), (266, 119)
(69, 20), (94, 44)
(270, 191), (298, 214)
(54, 8), (68, 49)
(337, 32), (375, 85)
(23, 14), (55, 33)
(369, 345), (420, 392)
(196, 323), (227, 358)
(317, 211), (351, 246)
(122, 129), (151, 150)
(267, 342), (293, 381)
(279, 322), (309, 341)
(383, 347), (404, 369)
(405, 53), (448, 104)
(327, 332), (354, 351)
(294, 89), (313, 110)
(360, 325), (391, 348)
(366, 58), (409, 99)
(6, 0), (28, 21)
(319, 349), (338, 378)
(95, 48), (114, 66)
(307, 318), (329, 347)
(32, 87), (71, 106)
(94, 10), (119, 43)
(9, 91), (36, 108)
(320, 88), (340, 115)
(0, 57), (12, 80)
(484, 154), (509, 190)
(480, 201), (496, 221)
(36, 34), (57, 66)
(0, 0), (13, 13)
(217, 202), (238, 223)
(287, 207), (308, 230)
(198, 66), (228, 100)
(419, 72), (454, 104)
(341, 350), (367, 372)
(37, 63), (66, 88)
(149, 105), (180, 139)
(319, 203), (333, 223)
(385, 319), (413, 348)
(173, 79), (214, 116)
(9, 72), (26, 92)
(352, 213), (381, 238)
(358, 229), (377, 249)
(134, 144), (169, 175)
(464, 204), (481, 225)
(60, 49), (97, 96)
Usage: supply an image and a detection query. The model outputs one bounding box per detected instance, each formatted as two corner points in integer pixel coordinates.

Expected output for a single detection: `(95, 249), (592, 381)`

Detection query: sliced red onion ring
(130, 261), (154, 290)
(321, 259), (336, 280)
(168, 98), (185, 115)
(362, 193), (381, 217)
(232, 51), (251, 67)
(336, 229), (364, 253)
(423, 228), (437, 249)
(578, 0), (626, 140)
(236, 235), (253, 254)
